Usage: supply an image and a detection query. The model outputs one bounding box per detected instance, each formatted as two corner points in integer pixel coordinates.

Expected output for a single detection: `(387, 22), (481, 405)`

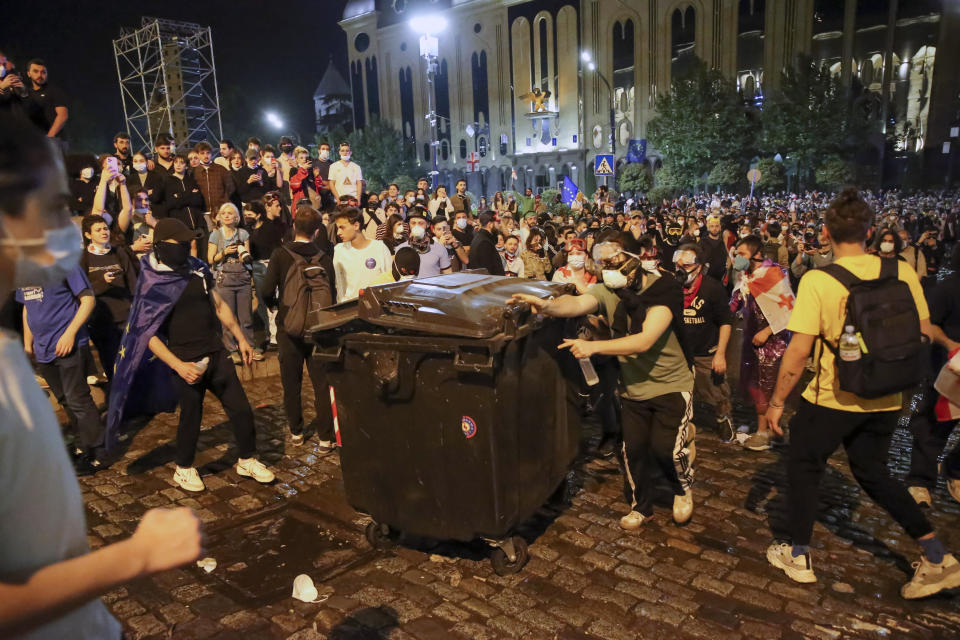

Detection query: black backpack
(281, 248), (333, 338)
(819, 257), (925, 398)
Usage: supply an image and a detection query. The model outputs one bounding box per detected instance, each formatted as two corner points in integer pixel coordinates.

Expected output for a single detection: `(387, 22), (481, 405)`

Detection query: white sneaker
(619, 510), (652, 531)
(291, 434), (304, 446)
(901, 553), (960, 599)
(947, 477), (960, 505)
(673, 489), (693, 525)
(173, 466), (205, 492)
(316, 439), (335, 451)
(744, 431), (771, 451)
(908, 486), (932, 508)
(766, 543), (817, 583)
(236, 457), (275, 484)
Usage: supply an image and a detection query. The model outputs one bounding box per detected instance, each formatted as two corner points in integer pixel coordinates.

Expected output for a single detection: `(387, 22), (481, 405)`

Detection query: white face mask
(80, 167), (94, 180)
(880, 241), (895, 254)
(0, 219), (83, 290)
(319, 149), (330, 161)
(641, 259), (658, 272)
(406, 196), (415, 205)
(410, 225), (426, 239)
(455, 218), (468, 230)
(341, 153), (351, 162)
(567, 254), (585, 269)
(133, 161), (147, 173)
(601, 269), (628, 289)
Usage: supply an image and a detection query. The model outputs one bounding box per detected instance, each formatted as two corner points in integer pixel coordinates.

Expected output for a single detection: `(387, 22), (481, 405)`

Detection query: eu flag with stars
(105, 254), (211, 452)
(561, 176), (578, 207)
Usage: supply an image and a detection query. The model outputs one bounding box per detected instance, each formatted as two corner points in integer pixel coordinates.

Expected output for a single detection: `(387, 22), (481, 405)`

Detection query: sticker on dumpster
(461, 416), (477, 439)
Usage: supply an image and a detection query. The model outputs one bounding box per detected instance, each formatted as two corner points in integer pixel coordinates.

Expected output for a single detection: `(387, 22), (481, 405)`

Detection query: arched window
(441, 140), (449, 161)
(436, 59), (452, 147)
(613, 20), (635, 149)
(671, 7), (697, 81)
(471, 51), (490, 125)
(737, 0), (765, 79)
(459, 139), (467, 159)
(365, 57), (380, 118)
(399, 67), (415, 145)
(351, 60), (366, 129)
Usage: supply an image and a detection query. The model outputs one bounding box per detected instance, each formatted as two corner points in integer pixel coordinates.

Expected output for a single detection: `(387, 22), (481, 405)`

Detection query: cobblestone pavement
(75, 369), (960, 640)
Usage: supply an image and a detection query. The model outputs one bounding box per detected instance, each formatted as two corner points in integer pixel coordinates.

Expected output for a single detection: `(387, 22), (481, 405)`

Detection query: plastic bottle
(838, 325), (861, 362)
(579, 357), (600, 386)
(193, 356), (210, 381)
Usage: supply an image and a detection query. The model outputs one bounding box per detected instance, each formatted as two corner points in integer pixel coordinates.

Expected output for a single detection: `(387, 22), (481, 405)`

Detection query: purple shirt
(16, 266), (91, 364)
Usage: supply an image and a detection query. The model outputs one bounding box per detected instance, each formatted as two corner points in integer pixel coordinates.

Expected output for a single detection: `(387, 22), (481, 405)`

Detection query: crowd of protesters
(2, 52), (960, 638)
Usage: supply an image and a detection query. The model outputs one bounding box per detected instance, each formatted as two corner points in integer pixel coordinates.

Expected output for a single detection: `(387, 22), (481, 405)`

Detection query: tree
(647, 164), (682, 203)
(760, 55), (873, 189)
(815, 156), (855, 191)
(618, 162), (653, 193)
(755, 158), (786, 192)
(707, 159), (742, 191)
(647, 60), (755, 189)
(317, 118), (416, 194)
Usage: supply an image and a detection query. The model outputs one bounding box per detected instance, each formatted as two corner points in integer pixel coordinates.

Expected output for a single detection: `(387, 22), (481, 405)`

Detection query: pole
(426, 51), (439, 191)
(749, 176), (756, 199)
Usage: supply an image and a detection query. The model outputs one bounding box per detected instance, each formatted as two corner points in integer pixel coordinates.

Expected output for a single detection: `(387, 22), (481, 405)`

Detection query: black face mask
(280, 145), (293, 154)
(155, 242), (191, 271)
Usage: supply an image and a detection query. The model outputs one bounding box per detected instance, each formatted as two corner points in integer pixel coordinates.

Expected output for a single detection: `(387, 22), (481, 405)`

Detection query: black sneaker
(74, 453), (107, 476)
(716, 415), (735, 442)
(597, 436), (619, 459)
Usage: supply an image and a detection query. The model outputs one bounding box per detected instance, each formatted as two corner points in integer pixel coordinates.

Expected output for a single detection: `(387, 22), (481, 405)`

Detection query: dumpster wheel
(490, 536), (529, 575)
(364, 521), (396, 550)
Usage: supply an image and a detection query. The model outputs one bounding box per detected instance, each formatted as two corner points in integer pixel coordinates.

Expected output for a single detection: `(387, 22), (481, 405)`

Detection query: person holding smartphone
(79, 214), (138, 387)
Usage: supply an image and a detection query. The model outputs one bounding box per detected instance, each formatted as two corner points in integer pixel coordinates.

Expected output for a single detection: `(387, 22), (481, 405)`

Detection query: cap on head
(153, 218), (202, 243)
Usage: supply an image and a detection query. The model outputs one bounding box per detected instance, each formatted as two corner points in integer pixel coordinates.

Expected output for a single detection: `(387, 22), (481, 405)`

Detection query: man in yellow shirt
(764, 189), (960, 599)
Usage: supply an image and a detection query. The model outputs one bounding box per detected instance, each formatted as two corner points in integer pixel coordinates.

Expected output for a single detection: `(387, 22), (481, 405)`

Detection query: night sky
(1, 0), (350, 153)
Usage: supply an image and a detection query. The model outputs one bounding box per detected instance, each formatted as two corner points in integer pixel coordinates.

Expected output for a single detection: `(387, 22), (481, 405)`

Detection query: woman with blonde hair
(208, 202), (261, 363)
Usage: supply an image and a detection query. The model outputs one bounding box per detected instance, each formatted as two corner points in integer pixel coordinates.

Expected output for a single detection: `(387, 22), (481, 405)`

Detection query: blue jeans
(215, 283), (254, 353)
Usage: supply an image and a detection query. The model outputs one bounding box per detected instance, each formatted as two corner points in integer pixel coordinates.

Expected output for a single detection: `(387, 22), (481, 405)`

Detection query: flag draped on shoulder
(105, 254), (211, 451)
(739, 260), (795, 335)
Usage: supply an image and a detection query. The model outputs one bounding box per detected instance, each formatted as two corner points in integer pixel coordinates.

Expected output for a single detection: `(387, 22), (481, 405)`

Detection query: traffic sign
(746, 168), (762, 184)
(594, 154), (615, 176)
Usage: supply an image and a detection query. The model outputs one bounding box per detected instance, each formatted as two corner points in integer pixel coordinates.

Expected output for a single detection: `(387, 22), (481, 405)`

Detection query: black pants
(87, 316), (123, 382)
(621, 392), (694, 517)
(594, 357), (622, 440)
(277, 330), (333, 439)
(787, 399), (933, 545)
(37, 348), (105, 454)
(173, 349), (256, 468)
(906, 383), (960, 490)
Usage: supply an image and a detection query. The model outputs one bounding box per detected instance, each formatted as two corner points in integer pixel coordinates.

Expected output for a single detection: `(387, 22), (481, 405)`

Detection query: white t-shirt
(333, 239), (393, 302)
(328, 161), (363, 198)
(0, 331), (123, 640)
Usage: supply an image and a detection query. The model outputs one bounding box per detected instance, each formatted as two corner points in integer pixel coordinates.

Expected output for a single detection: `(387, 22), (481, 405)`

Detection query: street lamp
(265, 111), (284, 130)
(581, 50), (616, 186)
(411, 15), (448, 191)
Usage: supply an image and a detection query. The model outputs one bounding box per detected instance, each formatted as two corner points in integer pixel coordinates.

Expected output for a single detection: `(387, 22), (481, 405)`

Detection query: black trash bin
(310, 273), (581, 574)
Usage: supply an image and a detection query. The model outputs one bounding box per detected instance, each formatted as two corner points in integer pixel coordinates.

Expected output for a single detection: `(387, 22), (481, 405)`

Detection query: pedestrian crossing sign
(594, 154), (614, 176)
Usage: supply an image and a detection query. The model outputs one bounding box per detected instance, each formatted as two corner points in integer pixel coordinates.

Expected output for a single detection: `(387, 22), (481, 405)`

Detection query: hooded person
(107, 218), (275, 493)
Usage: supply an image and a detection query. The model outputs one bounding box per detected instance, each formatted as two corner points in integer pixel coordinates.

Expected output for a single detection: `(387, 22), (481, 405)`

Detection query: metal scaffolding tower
(113, 17), (223, 153)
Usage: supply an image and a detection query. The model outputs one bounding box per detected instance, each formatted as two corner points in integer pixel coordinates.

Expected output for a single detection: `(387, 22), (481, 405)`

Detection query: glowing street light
(265, 111), (284, 130)
(411, 14), (448, 190)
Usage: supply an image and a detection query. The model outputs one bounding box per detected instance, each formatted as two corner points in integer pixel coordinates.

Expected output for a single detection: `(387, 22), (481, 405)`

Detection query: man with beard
(510, 234), (695, 531)
(699, 215), (729, 283)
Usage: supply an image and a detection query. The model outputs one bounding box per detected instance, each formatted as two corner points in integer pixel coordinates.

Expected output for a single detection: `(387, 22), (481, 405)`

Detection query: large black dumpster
(310, 273), (581, 574)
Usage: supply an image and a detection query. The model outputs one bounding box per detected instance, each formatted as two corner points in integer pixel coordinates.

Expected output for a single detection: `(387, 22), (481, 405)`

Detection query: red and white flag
(934, 348), (960, 422)
(740, 261), (795, 335)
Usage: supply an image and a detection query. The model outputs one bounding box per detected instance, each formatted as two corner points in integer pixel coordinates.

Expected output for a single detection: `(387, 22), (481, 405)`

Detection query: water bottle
(838, 325), (861, 362)
(579, 357), (600, 386)
(192, 356), (210, 382)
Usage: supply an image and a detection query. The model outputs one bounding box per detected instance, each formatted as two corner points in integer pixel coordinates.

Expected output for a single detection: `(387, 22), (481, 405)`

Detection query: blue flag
(105, 254), (212, 451)
(561, 175), (578, 207)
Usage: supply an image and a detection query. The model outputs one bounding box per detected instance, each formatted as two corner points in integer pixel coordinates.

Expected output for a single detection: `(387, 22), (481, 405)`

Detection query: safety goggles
(591, 242), (638, 269)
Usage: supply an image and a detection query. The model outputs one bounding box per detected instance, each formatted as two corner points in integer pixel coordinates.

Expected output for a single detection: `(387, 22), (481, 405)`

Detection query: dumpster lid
(356, 273), (572, 339)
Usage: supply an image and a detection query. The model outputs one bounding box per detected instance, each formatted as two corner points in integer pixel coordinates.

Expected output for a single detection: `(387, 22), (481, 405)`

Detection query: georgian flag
(740, 261), (795, 335)
(934, 348), (960, 423)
